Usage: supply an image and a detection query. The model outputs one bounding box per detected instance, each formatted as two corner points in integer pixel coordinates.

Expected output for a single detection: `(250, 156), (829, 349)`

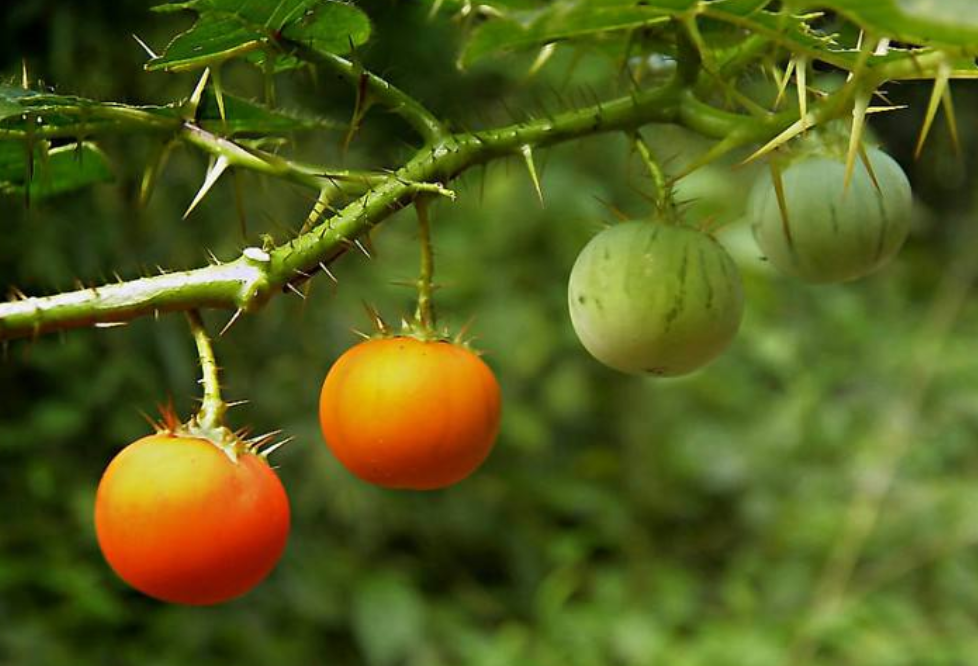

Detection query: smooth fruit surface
(95, 434), (290, 605)
(319, 337), (501, 490)
(568, 221), (744, 376)
(748, 146), (912, 283)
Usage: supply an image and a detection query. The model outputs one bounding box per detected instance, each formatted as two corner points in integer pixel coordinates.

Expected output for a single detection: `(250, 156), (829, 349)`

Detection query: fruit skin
(319, 337), (501, 490)
(95, 434), (290, 605)
(568, 221), (744, 376)
(748, 146), (912, 283)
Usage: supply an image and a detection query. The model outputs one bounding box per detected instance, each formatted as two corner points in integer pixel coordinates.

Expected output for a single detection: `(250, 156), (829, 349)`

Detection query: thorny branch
(0, 36), (965, 341)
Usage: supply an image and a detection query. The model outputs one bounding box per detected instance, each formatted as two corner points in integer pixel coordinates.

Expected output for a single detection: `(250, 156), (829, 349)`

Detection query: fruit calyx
(776, 121), (856, 165)
(357, 303), (483, 352)
(147, 404), (253, 462)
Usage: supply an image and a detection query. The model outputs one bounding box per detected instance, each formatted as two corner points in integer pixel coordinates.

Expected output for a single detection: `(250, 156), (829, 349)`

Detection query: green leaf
(147, 13), (265, 71)
(460, 0), (689, 67)
(148, 0), (371, 72)
(448, 0), (978, 69)
(0, 142), (113, 200)
(280, 1), (371, 56)
(802, 0), (978, 48)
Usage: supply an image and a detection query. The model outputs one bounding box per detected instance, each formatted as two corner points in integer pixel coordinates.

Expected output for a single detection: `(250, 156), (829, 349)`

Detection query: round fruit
(95, 434), (290, 605)
(748, 145), (912, 283)
(319, 337), (501, 490)
(568, 220), (744, 376)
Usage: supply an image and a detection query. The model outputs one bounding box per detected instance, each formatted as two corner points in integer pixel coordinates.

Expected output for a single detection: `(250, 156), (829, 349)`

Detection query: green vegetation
(2, 1), (978, 664)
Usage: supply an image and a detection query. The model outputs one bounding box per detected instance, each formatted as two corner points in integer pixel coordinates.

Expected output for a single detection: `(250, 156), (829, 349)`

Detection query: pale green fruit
(749, 146), (912, 284)
(568, 221), (744, 376)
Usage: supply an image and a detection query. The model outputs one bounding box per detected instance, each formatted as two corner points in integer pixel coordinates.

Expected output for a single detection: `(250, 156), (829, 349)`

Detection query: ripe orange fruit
(319, 336), (502, 490)
(95, 433), (290, 605)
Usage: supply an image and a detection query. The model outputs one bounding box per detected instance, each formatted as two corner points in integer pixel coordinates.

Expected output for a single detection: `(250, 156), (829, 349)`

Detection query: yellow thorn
(769, 161), (794, 252)
(362, 302), (388, 334)
(941, 84), (960, 155)
(183, 156), (229, 219)
(865, 105), (908, 114)
(21, 59), (29, 89)
(139, 141), (174, 207)
(741, 114), (814, 164)
(211, 66), (227, 127)
(795, 56), (808, 126)
(184, 68), (211, 120)
(774, 59), (796, 110)
(520, 144), (544, 206)
(914, 60), (951, 159)
(844, 90), (871, 192)
(527, 43), (556, 78)
(675, 128), (750, 179)
(857, 144), (881, 194)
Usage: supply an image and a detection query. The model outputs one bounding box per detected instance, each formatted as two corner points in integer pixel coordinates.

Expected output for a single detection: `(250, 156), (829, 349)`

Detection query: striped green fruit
(749, 146), (912, 284)
(568, 221), (744, 376)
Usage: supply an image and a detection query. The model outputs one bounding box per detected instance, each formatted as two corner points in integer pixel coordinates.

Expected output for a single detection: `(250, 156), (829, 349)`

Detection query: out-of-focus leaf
(457, 0), (713, 67)
(0, 142), (113, 200)
(352, 573), (426, 666)
(281, 1), (372, 57)
(450, 0), (978, 70)
(805, 0), (978, 48)
(148, 0), (371, 72)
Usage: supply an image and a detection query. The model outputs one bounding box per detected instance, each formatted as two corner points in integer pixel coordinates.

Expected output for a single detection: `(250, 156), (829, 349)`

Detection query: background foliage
(3, 1), (978, 665)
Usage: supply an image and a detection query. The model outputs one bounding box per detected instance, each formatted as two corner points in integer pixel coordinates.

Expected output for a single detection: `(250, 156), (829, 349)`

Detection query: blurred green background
(3, 2), (978, 665)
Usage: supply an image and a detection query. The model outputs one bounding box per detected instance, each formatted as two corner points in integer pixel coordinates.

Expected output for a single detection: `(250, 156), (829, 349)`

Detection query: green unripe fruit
(748, 146), (912, 283)
(568, 221), (744, 376)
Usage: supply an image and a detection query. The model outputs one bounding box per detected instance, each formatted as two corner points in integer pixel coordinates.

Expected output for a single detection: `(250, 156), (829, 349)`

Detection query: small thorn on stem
(354, 238), (372, 258)
(219, 309), (243, 337)
(132, 34), (159, 60)
(318, 262), (338, 283)
(261, 436), (295, 458)
(285, 282), (306, 299)
(520, 144), (544, 206)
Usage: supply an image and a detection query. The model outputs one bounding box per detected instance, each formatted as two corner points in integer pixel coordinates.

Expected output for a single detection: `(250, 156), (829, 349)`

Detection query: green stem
(283, 40), (447, 143)
(179, 124), (382, 195)
(631, 131), (670, 215)
(0, 77), (845, 341)
(414, 197), (436, 331)
(186, 310), (226, 430)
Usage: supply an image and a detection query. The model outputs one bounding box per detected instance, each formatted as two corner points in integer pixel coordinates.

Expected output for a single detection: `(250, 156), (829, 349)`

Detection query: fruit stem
(631, 131), (673, 220)
(186, 310), (227, 430)
(414, 196), (437, 333)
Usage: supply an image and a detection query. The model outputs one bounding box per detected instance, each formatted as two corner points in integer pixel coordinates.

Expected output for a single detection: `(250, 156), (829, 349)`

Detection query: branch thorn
(219, 309), (243, 337)
(132, 34), (159, 60)
(318, 262), (338, 282)
(184, 155), (229, 219)
(520, 144), (544, 206)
